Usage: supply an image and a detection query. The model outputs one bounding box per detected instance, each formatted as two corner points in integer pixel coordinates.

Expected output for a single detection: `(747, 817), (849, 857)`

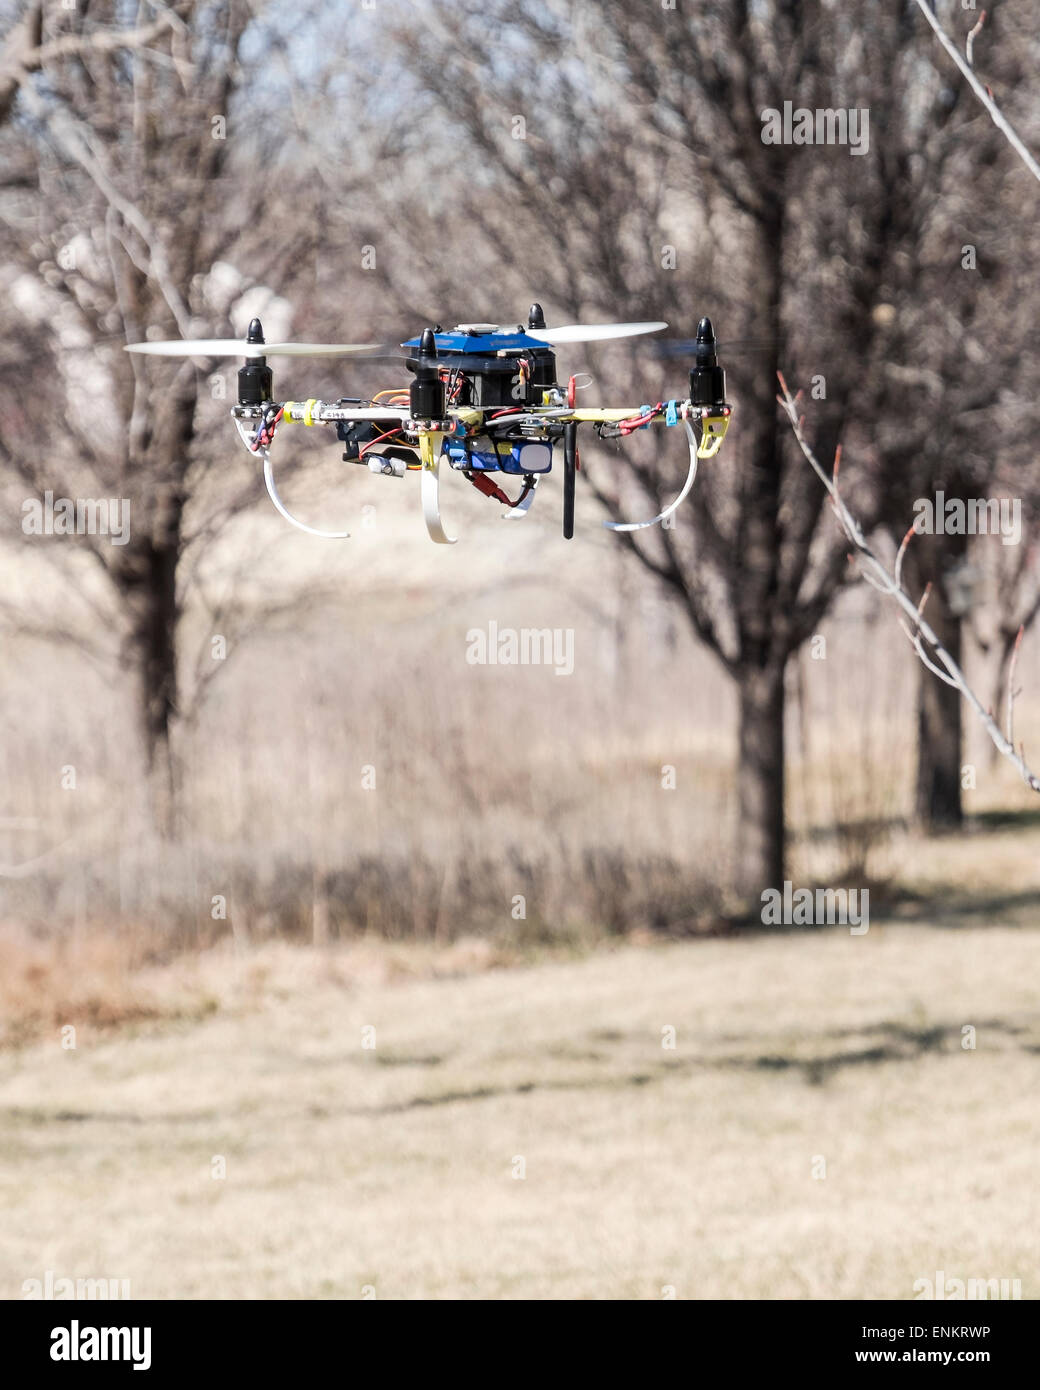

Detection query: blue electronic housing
(401, 329), (551, 354)
(443, 434), (554, 475)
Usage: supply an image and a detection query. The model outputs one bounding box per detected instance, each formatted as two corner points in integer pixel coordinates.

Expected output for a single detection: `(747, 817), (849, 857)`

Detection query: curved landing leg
(420, 433), (457, 544)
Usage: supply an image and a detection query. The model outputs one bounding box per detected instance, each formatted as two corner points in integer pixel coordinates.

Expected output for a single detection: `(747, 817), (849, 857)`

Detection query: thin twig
(1007, 624), (1025, 744)
(966, 10), (986, 69)
(894, 523), (915, 591)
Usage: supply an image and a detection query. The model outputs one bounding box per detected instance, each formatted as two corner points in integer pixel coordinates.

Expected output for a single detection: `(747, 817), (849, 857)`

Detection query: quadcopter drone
(126, 305), (732, 544)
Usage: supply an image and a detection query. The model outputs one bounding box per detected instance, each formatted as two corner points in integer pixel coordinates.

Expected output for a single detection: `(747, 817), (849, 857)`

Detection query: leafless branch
(23, 18), (174, 69)
(13, 79), (192, 337)
(913, 0), (1040, 186)
(0, 8), (177, 123)
(777, 371), (1040, 794)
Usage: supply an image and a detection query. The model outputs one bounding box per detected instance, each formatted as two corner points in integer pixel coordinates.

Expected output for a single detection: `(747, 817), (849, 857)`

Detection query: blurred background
(1, 0), (1039, 1301)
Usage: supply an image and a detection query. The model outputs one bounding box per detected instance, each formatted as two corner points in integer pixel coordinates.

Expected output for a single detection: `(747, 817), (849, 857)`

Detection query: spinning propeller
(523, 320), (667, 345)
(651, 335), (783, 359)
(126, 338), (381, 357)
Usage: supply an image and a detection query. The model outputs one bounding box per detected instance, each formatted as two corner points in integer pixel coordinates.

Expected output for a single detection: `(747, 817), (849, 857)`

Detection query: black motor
(408, 327), (446, 420)
(689, 317), (726, 408)
(237, 318), (273, 406)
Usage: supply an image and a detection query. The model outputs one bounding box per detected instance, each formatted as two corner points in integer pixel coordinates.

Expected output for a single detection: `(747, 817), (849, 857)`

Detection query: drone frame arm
(233, 395), (731, 543)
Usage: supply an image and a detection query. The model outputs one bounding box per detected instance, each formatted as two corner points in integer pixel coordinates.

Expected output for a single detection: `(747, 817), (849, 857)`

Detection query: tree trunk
(908, 541), (965, 830)
(113, 518), (181, 838)
(136, 529), (180, 821)
(736, 659), (786, 904)
(915, 609), (964, 829)
(731, 201), (787, 908)
(115, 374), (194, 836)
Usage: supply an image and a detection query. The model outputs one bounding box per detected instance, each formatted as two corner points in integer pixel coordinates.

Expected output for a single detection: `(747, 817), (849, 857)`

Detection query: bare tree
(0, 0), (321, 828)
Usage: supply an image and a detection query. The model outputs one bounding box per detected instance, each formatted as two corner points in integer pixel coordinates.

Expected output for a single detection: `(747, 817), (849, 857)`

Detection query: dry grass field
(1, 896), (1039, 1300)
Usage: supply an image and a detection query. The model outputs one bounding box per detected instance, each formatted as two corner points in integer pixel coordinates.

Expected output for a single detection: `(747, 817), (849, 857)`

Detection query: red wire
(618, 403), (664, 435)
(251, 407), (283, 451)
(358, 426), (405, 458)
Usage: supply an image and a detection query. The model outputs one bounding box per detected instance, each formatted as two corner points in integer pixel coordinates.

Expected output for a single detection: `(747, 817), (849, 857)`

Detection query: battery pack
(443, 437), (553, 475)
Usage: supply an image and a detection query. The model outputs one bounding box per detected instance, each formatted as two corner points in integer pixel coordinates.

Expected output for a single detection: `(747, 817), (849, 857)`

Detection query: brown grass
(0, 926), (196, 1048)
(1, 920), (1038, 1299)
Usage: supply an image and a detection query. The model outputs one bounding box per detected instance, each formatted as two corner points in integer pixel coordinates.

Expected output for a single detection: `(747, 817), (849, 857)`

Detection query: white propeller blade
(125, 339), (381, 358)
(260, 342), (383, 356)
(525, 320), (667, 345)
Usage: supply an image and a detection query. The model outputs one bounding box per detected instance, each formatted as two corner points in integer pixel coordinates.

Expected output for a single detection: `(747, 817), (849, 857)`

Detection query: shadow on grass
(882, 884), (1040, 926)
(711, 884), (1040, 934)
(323, 1017), (1036, 1113)
(6, 1018), (1033, 1128)
(969, 808), (1040, 833)
(706, 804), (1040, 932)
(795, 807), (1040, 845)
